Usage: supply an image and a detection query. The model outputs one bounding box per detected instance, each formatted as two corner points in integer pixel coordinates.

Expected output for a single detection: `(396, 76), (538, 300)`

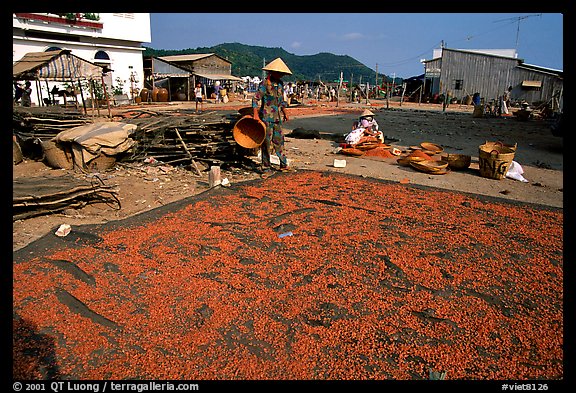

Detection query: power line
(449, 21), (518, 46)
(376, 41), (443, 67)
(493, 14), (542, 51)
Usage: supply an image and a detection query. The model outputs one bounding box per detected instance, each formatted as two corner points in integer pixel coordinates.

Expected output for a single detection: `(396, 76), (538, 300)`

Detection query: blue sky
(148, 13), (563, 79)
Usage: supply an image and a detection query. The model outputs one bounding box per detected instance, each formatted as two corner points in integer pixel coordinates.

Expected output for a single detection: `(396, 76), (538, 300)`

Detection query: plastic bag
(506, 161), (529, 182)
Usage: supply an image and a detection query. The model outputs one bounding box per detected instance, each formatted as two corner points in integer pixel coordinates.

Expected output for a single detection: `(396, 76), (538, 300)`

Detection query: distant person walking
(252, 57), (293, 174)
(21, 81), (32, 107)
(499, 86), (513, 115)
(472, 92), (481, 106)
(194, 83), (204, 113)
(13, 81), (24, 105)
(213, 81), (222, 103)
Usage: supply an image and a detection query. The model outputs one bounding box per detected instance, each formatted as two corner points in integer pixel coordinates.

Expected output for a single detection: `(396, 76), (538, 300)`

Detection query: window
(521, 80), (542, 89)
(454, 79), (463, 90)
(94, 50), (110, 61)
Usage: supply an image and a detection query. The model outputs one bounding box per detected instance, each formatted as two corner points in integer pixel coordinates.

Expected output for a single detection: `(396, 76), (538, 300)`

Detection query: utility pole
(336, 71), (343, 107)
(375, 63), (378, 98)
(392, 72), (396, 104)
(350, 73), (353, 102)
(366, 82), (369, 105)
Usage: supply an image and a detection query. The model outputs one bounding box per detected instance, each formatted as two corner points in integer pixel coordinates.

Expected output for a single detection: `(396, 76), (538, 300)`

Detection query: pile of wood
(13, 107), (253, 170)
(13, 107), (92, 160)
(121, 110), (249, 168)
(13, 106), (91, 139)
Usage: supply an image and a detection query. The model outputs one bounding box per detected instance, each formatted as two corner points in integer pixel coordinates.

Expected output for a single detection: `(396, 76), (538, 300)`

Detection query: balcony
(14, 13), (103, 29)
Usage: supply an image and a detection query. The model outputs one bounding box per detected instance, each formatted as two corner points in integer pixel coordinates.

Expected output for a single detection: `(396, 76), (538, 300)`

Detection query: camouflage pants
(261, 121), (287, 168)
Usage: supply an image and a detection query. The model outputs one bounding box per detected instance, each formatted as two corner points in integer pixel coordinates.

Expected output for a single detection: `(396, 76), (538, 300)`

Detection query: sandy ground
(12, 99), (563, 251)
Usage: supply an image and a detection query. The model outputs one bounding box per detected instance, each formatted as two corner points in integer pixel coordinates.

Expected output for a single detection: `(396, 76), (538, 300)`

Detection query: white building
(13, 13), (151, 106)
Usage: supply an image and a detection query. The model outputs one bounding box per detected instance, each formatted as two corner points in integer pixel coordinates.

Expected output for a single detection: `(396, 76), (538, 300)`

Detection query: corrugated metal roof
(159, 54), (215, 62)
(517, 64), (563, 76)
(195, 72), (243, 81)
(151, 57), (191, 77)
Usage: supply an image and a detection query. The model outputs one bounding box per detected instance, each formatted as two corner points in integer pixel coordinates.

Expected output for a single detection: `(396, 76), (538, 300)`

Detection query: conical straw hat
(360, 109), (375, 118)
(262, 58), (292, 75)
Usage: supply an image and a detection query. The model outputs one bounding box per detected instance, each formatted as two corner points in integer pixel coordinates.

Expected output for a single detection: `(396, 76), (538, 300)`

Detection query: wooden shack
(158, 54), (243, 99)
(143, 56), (192, 101)
(423, 48), (563, 106)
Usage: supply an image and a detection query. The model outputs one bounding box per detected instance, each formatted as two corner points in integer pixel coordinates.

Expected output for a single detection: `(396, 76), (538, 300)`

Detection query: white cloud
(342, 32), (364, 41)
(291, 41), (302, 49)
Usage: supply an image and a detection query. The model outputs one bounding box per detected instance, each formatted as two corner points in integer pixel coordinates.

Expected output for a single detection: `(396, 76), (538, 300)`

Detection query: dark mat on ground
(13, 174), (119, 220)
(13, 170), (563, 380)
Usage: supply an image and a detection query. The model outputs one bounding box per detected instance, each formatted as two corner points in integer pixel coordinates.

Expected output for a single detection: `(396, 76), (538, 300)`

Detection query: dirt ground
(12, 99), (563, 252)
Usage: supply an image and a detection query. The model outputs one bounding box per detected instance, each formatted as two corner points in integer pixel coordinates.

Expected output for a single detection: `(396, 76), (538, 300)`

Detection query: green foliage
(82, 13), (100, 21)
(143, 43), (399, 84)
(80, 80), (105, 100)
(113, 77), (125, 96)
(55, 13), (100, 21)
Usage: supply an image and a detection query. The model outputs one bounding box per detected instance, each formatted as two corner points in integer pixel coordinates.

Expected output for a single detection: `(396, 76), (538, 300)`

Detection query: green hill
(143, 42), (397, 85)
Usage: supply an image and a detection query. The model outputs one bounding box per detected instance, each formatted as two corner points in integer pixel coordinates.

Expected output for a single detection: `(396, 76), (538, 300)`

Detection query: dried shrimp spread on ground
(13, 170), (563, 380)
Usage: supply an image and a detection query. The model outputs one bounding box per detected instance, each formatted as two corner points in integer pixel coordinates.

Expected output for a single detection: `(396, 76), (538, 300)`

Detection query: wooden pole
(175, 127), (202, 176)
(386, 81), (390, 109)
(419, 79), (423, 105)
(91, 80), (101, 117)
(89, 80), (95, 120)
(69, 79), (78, 109)
(375, 63), (378, 98)
(78, 78), (87, 115)
(101, 75), (112, 119)
(349, 73), (353, 102)
(35, 79), (42, 107)
(366, 82), (369, 105)
(44, 80), (52, 105)
(336, 71), (343, 107)
(400, 82), (406, 107)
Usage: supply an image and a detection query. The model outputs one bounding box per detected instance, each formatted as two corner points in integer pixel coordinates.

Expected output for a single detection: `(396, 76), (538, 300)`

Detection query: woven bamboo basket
(42, 140), (73, 169)
(233, 116), (266, 149)
(482, 140), (517, 152)
(420, 142), (444, 155)
(397, 155), (427, 167)
(441, 153), (472, 170)
(478, 143), (516, 180)
(409, 160), (449, 174)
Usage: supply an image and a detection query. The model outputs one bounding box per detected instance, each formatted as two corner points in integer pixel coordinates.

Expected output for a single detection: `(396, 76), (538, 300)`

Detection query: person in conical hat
(360, 109), (375, 118)
(345, 108), (384, 145)
(252, 57), (293, 174)
(262, 57), (292, 75)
